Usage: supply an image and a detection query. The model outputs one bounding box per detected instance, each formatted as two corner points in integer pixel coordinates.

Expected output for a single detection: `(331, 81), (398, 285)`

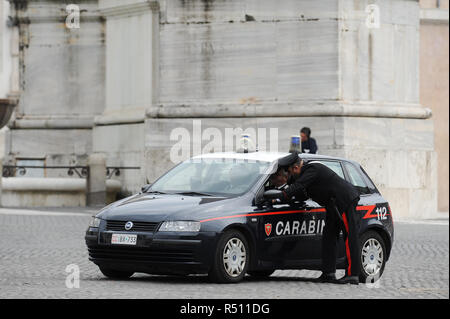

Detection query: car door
(302, 160), (348, 261)
(253, 179), (326, 267)
(305, 160), (384, 265)
(253, 160), (359, 267)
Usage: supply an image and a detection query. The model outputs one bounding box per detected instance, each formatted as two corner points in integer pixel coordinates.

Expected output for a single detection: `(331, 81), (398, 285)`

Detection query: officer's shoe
(314, 272), (338, 283)
(336, 275), (360, 285)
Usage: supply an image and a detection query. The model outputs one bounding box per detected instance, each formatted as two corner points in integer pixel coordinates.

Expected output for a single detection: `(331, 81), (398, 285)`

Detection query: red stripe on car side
(201, 205), (382, 223)
(199, 208), (327, 223)
(357, 205), (377, 219)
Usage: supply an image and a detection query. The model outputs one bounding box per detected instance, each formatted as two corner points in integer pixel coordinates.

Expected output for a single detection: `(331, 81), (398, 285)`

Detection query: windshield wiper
(174, 191), (215, 197)
(145, 190), (169, 195)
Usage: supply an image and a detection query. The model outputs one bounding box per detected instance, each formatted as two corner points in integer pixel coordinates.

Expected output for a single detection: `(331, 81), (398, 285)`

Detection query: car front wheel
(209, 230), (249, 283)
(359, 230), (386, 284)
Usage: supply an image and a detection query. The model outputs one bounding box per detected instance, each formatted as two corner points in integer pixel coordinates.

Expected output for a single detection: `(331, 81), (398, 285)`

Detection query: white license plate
(111, 234), (137, 245)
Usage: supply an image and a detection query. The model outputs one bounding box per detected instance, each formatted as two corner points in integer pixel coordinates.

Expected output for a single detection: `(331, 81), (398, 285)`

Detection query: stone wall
(0, 0), (12, 98)
(143, 0), (438, 219)
(1, 0), (442, 219)
(3, 0), (105, 174)
(419, 0), (449, 213)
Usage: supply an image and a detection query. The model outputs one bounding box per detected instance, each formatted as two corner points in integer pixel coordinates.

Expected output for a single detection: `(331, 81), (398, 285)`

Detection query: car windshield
(148, 158), (271, 197)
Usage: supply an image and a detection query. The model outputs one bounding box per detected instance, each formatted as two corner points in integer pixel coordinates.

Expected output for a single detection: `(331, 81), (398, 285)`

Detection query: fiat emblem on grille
(125, 221), (133, 231)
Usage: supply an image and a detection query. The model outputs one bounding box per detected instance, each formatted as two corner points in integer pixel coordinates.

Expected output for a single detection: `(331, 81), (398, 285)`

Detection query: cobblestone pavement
(0, 208), (448, 299)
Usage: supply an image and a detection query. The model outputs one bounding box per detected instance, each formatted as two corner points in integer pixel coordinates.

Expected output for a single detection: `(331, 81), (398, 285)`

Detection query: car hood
(96, 192), (236, 222)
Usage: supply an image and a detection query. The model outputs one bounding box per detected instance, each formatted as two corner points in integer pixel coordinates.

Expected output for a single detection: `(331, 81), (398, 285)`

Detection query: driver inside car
(268, 167), (289, 191)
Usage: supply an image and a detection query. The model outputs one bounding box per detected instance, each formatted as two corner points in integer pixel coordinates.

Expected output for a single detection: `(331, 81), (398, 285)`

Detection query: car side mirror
(141, 184), (152, 193)
(263, 189), (283, 200)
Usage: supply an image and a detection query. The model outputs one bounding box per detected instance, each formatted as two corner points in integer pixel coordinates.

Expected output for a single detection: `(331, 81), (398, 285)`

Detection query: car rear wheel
(209, 230), (249, 283)
(359, 230), (386, 284)
(99, 267), (134, 279)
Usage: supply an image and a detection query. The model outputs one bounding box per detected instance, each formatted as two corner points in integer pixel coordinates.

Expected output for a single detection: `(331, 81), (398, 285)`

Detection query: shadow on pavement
(93, 274), (322, 284)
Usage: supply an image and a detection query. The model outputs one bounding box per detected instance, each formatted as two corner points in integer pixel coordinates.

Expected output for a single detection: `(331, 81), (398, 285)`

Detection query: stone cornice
(147, 101), (433, 120)
(94, 108), (146, 126)
(8, 115), (94, 129)
(420, 8), (449, 24)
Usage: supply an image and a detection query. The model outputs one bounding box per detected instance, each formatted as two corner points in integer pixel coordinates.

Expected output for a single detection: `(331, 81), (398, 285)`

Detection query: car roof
(193, 151), (289, 163)
(192, 151), (357, 165)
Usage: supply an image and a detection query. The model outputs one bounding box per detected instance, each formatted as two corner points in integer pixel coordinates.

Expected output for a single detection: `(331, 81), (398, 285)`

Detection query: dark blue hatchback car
(85, 151), (394, 284)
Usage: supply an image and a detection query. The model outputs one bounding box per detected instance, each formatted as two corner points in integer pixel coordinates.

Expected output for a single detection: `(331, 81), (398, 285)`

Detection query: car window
(150, 158), (270, 196)
(344, 162), (371, 195)
(314, 161), (345, 179)
(360, 166), (378, 193)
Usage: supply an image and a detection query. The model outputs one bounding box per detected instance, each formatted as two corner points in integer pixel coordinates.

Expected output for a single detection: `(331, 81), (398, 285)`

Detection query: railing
(106, 167), (141, 179)
(2, 166), (89, 178)
(2, 166), (141, 179)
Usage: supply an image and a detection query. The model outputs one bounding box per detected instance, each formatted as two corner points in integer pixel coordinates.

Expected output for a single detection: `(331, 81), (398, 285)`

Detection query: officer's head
(270, 167), (288, 187)
(278, 151), (302, 179)
(300, 127), (311, 142)
(287, 157), (304, 179)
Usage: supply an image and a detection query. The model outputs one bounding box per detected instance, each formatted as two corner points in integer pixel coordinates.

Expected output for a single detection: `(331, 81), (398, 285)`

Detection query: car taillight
(388, 205), (393, 225)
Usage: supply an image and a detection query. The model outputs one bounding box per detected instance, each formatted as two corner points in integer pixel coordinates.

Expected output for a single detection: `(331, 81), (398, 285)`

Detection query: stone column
(93, 0), (159, 195)
(87, 153), (106, 207)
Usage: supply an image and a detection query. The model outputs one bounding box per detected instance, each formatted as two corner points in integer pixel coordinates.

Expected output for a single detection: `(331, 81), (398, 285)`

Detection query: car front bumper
(85, 227), (218, 275)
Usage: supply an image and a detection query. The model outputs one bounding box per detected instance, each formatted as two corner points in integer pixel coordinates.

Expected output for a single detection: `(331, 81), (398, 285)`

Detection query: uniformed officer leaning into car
(269, 167), (288, 190)
(276, 151), (361, 285)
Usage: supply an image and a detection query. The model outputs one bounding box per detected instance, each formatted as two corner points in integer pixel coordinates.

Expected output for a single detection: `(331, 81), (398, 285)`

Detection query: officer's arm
(282, 166), (318, 201)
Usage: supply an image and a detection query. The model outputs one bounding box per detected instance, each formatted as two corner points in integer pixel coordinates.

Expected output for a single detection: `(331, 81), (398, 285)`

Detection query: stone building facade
(0, 0), (448, 219)
(419, 0), (449, 213)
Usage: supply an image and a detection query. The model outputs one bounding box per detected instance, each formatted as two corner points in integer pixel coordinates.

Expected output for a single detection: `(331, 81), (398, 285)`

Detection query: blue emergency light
(289, 135), (301, 153)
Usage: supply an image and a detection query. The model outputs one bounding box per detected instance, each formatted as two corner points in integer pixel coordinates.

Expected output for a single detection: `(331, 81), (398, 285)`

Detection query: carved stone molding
(0, 96), (19, 129)
(147, 101), (433, 120)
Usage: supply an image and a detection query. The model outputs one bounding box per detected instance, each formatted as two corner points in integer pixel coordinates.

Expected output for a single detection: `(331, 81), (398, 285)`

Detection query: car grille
(88, 246), (195, 263)
(106, 220), (159, 232)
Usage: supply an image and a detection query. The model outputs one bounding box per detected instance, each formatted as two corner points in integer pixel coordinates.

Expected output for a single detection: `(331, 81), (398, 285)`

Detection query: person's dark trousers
(341, 199), (360, 277)
(321, 199), (360, 277)
(321, 203), (341, 274)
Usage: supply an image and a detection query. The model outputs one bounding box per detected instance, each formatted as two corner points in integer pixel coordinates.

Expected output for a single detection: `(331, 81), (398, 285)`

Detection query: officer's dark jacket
(284, 163), (359, 211)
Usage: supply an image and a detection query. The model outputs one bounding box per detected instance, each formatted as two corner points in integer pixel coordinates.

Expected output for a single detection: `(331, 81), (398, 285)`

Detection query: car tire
(247, 270), (275, 278)
(209, 230), (250, 284)
(359, 230), (386, 284)
(99, 267), (134, 279)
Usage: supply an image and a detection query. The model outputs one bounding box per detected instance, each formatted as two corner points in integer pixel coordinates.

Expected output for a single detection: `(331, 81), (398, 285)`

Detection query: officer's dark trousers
(322, 199), (360, 277)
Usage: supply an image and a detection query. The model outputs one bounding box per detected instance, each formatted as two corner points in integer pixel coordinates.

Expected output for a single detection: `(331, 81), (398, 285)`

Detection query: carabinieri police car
(85, 149), (394, 284)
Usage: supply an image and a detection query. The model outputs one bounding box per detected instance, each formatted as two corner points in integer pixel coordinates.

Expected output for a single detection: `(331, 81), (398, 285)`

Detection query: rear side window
(344, 162), (371, 195)
(315, 161), (345, 179)
(359, 166), (378, 193)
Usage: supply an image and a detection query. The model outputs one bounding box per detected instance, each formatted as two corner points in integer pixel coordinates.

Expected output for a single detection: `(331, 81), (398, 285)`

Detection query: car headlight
(89, 217), (102, 228)
(159, 221), (201, 232)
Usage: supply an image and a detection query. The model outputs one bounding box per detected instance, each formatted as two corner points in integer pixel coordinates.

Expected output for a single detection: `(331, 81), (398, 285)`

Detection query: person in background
(300, 127), (318, 154)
